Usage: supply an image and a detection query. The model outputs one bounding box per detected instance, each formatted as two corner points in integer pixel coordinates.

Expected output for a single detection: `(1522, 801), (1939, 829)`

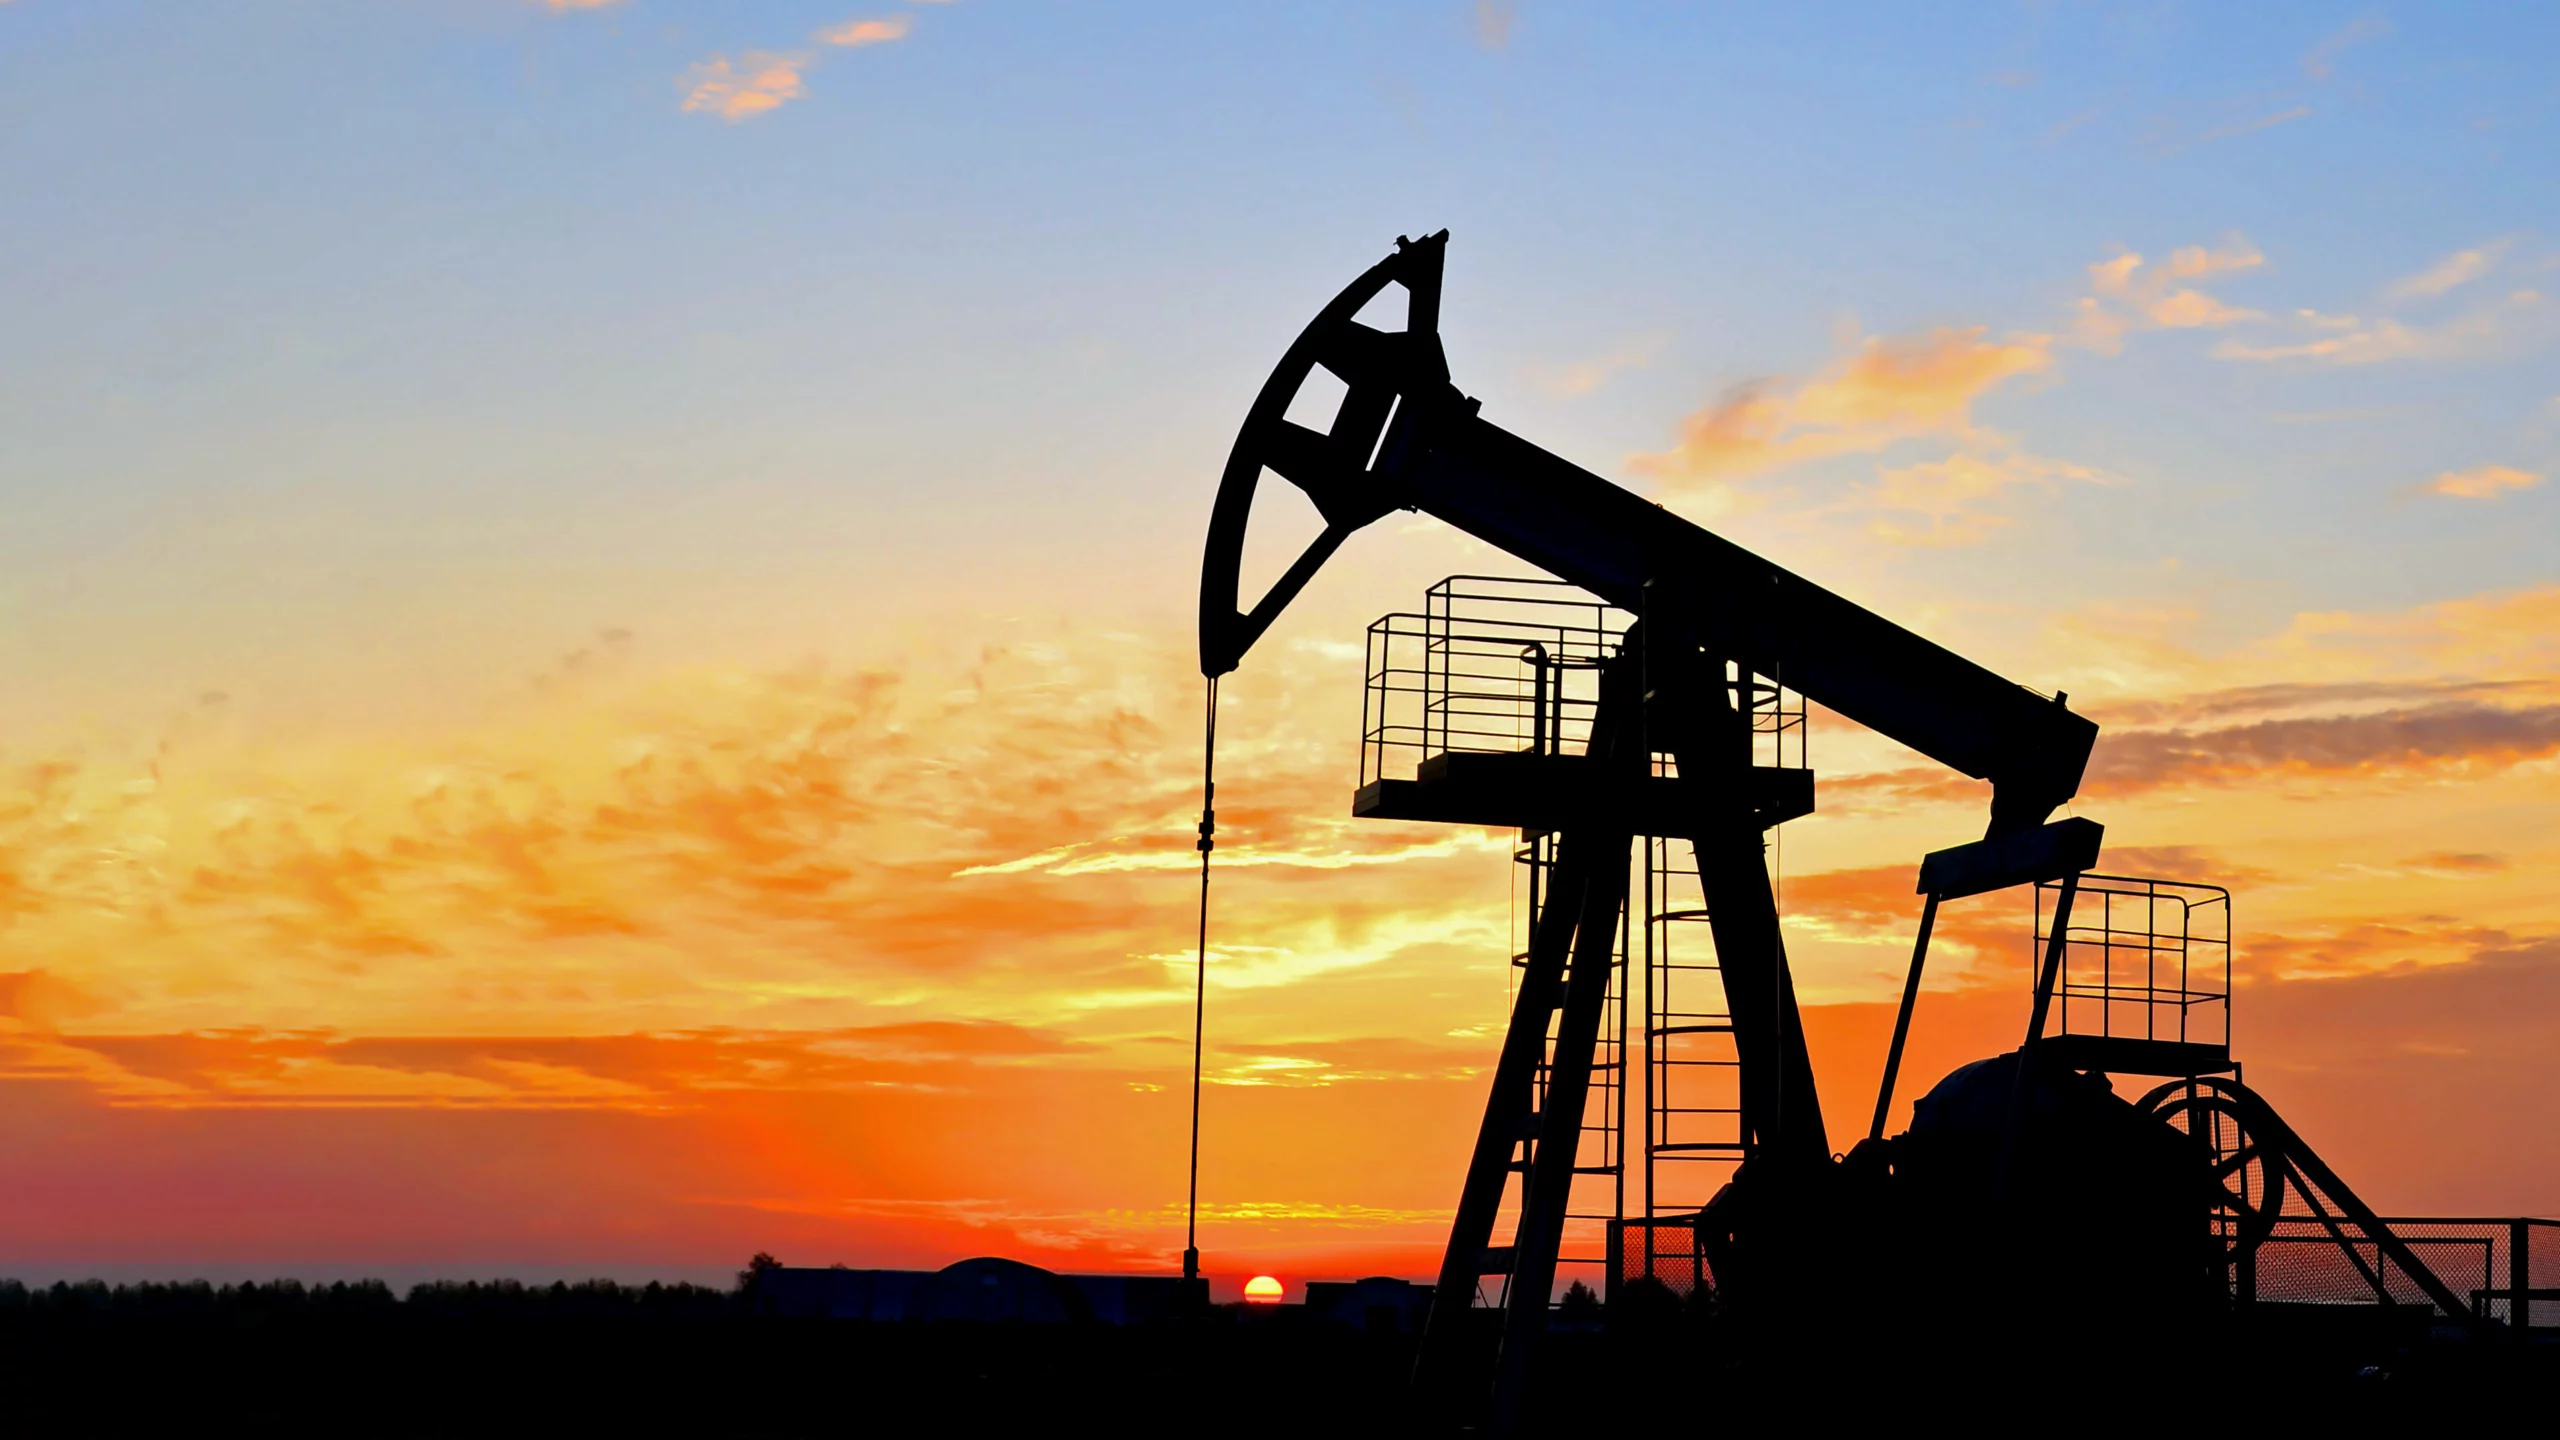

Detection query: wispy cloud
(1523, 335), (1664, 398)
(2390, 239), (2511, 300)
(2401, 851), (2509, 875)
(1628, 326), (2051, 488)
(2145, 102), (2311, 155)
(2423, 464), (2542, 501)
(2304, 15), (2389, 80)
(680, 52), (812, 121)
(2196, 104), (2311, 145)
(2247, 584), (2560, 682)
(2213, 288), (2544, 364)
(1861, 449), (2117, 548)
(680, 13), (922, 121)
(818, 16), (911, 47)
(1473, 0), (1519, 50)
(2083, 702), (2560, 796)
(2070, 238), (2265, 353)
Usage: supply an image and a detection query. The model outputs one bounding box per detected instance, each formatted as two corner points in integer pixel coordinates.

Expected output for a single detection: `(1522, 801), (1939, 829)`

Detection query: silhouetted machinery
(1198, 234), (2493, 1423)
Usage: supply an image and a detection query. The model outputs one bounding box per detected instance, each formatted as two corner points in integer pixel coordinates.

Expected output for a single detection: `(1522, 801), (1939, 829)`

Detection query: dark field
(0, 1279), (2547, 1436)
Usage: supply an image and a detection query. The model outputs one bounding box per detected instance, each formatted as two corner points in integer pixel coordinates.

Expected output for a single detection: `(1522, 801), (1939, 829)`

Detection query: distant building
(1300, 1277), (1432, 1332)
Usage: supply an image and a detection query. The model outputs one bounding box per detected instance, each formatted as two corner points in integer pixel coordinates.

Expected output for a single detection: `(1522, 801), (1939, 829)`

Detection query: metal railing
(2034, 873), (2231, 1055)
(1359, 575), (1626, 789)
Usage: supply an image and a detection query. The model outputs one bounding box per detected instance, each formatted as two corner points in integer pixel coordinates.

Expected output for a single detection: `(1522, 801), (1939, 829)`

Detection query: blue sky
(1, 1), (2553, 718)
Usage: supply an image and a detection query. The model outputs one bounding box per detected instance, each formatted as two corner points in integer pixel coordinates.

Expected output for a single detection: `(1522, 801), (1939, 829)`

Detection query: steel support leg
(1489, 829), (1631, 1428)
(1656, 642), (1828, 1162)
(1870, 892), (1940, 1142)
(1412, 835), (1593, 1399)
(1689, 824), (1826, 1160)
(2022, 872), (2080, 1052)
(1996, 874), (2077, 1203)
(1415, 654), (1641, 1425)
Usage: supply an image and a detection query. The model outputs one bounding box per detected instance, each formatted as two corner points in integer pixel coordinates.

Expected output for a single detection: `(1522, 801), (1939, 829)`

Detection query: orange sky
(4, 572), (2558, 1290)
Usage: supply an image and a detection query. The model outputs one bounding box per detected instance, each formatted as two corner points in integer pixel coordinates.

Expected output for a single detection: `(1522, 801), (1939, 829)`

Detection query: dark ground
(0, 1280), (2548, 1436)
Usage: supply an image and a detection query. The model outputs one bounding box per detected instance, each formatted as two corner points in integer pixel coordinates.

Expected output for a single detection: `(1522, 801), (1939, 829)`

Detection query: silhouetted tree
(1557, 1279), (1601, 1329)
(737, 1252), (782, 1297)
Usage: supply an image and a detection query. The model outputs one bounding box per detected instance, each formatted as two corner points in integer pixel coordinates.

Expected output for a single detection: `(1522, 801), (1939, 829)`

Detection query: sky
(1, 1), (2557, 1296)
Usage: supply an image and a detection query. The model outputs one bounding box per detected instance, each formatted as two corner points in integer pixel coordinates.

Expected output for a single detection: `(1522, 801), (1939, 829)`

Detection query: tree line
(0, 1272), (751, 1321)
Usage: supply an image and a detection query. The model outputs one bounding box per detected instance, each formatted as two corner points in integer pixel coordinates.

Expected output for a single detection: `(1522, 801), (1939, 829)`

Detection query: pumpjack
(1198, 233), (2497, 1424)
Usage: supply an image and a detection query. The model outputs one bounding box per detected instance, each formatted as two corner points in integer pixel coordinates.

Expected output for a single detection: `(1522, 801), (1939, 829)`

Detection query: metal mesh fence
(2257, 1221), (2490, 1311)
(2252, 1216), (2556, 1329)
(2528, 1219), (2560, 1331)
(1606, 1218), (1707, 1302)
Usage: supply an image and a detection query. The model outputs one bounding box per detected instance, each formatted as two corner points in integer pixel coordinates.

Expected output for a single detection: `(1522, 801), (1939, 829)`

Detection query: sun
(1242, 1275), (1284, 1304)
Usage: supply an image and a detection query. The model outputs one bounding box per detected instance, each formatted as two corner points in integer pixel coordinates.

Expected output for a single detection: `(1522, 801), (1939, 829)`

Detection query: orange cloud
(2401, 851), (2508, 875)
(2424, 464), (2542, 500)
(0, 623), (1516, 1055)
(679, 15), (923, 119)
(2070, 238), (2264, 352)
(1861, 449), (2116, 547)
(2087, 679), (2534, 728)
(2082, 702), (2560, 796)
(2246, 584), (2560, 681)
(2391, 240), (2510, 300)
(681, 52), (811, 121)
(0, 1023), (1104, 1112)
(1524, 335), (1664, 398)
(817, 17), (911, 47)
(1628, 326), (2051, 487)
(2214, 289), (2545, 364)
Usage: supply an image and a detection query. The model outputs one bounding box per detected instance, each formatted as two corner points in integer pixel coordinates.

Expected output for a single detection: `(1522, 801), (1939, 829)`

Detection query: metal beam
(1392, 413), (2096, 834)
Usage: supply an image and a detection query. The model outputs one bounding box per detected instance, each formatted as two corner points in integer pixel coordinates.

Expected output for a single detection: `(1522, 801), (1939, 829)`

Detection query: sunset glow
(0, 2), (2554, 1292)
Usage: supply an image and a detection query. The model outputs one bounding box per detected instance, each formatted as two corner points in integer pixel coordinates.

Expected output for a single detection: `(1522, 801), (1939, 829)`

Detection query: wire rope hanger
(1183, 675), (1219, 1289)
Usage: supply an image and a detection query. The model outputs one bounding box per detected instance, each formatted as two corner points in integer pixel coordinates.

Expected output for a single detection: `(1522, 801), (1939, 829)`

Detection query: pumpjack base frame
(2037, 1034), (2231, 1078)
